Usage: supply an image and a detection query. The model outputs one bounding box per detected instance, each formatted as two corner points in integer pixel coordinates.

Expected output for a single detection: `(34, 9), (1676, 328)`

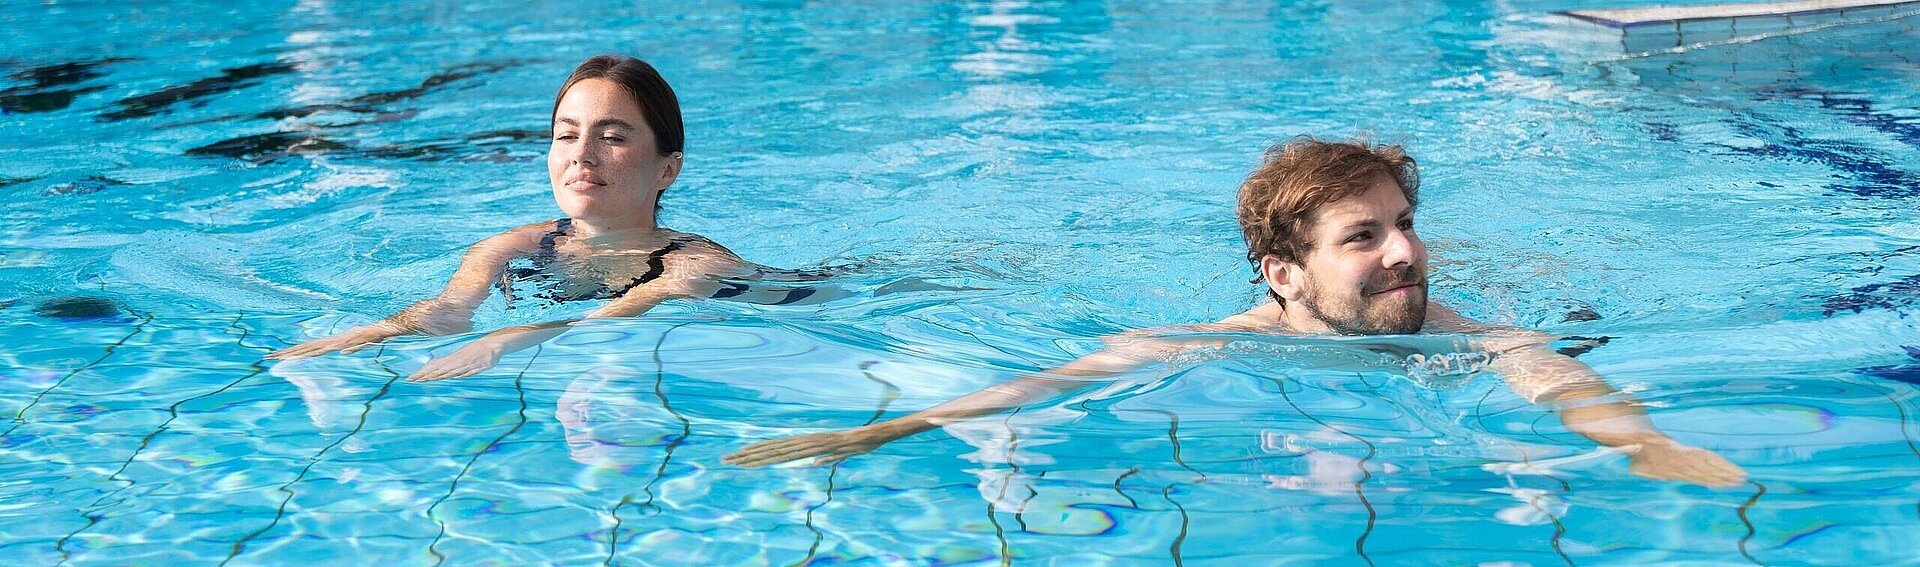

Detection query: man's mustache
(1365, 267), (1426, 295)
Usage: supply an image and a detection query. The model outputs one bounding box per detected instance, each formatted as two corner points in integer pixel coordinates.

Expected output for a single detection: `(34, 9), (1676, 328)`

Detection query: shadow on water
(33, 296), (130, 323)
(1821, 274), (1920, 316)
(0, 57), (135, 114)
(184, 131), (351, 162)
(176, 60), (535, 163)
(99, 61), (297, 121)
(185, 128), (546, 164)
(41, 175), (128, 197)
(1860, 346), (1920, 385)
(1716, 111), (1920, 200)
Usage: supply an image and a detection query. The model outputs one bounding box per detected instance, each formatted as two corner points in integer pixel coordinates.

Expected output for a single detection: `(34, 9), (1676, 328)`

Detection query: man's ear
(1258, 254), (1305, 302)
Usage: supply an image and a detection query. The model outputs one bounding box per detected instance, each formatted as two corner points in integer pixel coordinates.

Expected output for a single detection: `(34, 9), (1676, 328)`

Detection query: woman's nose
(570, 140), (598, 166)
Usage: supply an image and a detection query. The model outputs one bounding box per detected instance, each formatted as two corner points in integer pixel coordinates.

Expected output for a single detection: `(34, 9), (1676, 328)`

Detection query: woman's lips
(564, 172), (606, 192)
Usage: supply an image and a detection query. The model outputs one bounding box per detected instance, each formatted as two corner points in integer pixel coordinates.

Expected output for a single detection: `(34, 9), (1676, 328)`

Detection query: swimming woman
(269, 55), (813, 381)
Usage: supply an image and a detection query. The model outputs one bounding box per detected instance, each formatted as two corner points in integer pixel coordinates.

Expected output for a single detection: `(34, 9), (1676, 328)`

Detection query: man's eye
(600, 135), (624, 142)
(1398, 219), (1414, 230)
(554, 134), (578, 141)
(1346, 232), (1372, 244)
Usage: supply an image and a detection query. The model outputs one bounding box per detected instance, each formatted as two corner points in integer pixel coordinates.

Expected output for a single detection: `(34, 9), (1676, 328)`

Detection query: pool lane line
(1112, 467), (1142, 509)
(1843, 372), (1920, 528)
(1162, 484), (1189, 567)
(605, 321), (699, 564)
(223, 344), (400, 565)
(983, 406), (1026, 567)
(1738, 481), (1768, 565)
(1145, 408), (1208, 482)
(1268, 374), (1377, 567)
(794, 364), (902, 567)
(600, 321), (707, 563)
(603, 495), (635, 566)
(1011, 471), (1045, 534)
(1530, 460), (1577, 567)
(3, 312), (152, 439)
(636, 321), (698, 517)
(425, 344), (540, 566)
(56, 313), (272, 563)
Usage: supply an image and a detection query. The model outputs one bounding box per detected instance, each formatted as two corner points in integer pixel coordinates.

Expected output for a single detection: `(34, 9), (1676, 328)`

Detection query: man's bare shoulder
(1100, 304), (1286, 352)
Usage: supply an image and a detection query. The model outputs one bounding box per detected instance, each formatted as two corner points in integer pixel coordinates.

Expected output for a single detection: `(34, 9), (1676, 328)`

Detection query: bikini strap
(604, 237), (691, 298)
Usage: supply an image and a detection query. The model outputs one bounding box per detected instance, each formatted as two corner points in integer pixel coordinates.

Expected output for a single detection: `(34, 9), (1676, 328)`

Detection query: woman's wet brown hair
(554, 55), (683, 157)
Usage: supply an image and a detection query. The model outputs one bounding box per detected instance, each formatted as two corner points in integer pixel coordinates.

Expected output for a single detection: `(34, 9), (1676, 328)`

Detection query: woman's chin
(551, 193), (600, 219)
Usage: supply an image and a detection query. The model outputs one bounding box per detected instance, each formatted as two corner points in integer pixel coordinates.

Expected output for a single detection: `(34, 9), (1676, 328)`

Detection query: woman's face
(547, 78), (680, 225)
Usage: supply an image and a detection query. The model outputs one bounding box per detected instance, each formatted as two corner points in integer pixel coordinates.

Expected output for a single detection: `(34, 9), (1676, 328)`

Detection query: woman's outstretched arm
(268, 226), (540, 360)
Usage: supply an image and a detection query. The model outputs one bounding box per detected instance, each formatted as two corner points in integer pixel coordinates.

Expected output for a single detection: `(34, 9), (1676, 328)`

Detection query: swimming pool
(4, 0), (1919, 563)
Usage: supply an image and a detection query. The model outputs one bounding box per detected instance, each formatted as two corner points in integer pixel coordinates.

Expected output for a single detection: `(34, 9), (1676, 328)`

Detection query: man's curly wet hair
(1237, 136), (1420, 302)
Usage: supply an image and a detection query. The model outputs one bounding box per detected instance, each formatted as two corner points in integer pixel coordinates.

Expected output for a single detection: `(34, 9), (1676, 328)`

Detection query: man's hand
(267, 324), (405, 360)
(408, 341), (505, 382)
(1625, 441), (1748, 487)
(724, 427), (890, 468)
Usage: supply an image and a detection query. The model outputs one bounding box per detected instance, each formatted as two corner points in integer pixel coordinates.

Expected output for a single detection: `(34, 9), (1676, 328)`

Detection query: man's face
(1287, 176), (1429, 335)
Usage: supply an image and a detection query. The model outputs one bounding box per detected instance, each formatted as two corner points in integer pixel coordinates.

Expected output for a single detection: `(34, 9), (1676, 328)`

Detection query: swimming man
(725, 136), (1748, 487)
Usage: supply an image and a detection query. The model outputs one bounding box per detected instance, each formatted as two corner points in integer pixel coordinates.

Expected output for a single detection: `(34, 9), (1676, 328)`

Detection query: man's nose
(1382, 229), (1419, 270)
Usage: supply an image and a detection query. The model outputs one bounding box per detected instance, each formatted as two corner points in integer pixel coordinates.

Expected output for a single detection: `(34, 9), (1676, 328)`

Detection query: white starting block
(1554, 0), (1920, 53)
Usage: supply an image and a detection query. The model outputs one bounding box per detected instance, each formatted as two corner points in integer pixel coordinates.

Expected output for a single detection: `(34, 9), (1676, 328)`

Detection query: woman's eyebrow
(552, 117), (635, 131)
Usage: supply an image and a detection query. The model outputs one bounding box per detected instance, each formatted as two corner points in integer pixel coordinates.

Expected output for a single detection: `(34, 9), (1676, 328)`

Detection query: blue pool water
(4, 0), (1920, 564)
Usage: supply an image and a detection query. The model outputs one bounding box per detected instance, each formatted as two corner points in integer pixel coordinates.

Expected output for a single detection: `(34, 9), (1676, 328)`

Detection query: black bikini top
(496, 218), (696, 305)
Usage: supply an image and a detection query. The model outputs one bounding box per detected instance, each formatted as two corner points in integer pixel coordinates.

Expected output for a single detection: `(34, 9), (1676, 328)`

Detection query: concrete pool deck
(1554, 0), (1920, 52)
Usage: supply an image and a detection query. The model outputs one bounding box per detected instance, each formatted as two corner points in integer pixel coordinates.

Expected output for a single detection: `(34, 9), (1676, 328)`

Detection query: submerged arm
(407, 245), (738, 382)
(406, 286), (675, 381)
(724, 335), (1179, 467)
(1488, 336), (1747, 487)
(269, 229), (535, 360)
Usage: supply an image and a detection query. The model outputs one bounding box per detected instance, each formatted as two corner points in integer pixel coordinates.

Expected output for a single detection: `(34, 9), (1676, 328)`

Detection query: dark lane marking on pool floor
(223, 344), (401, 566)
(56, 313), (274, 563)
(2, 313), (152, 442)
(425, 345), (539, 566)
(1270, 374), (1377, 567)
(1738, 481), (1767, 566)
(795, 363), (902, 566)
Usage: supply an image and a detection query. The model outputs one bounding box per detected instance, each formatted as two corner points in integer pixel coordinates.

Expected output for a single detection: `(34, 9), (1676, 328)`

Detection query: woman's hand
(268, 323), (406, 360)
(408, 340), (505, 382)
(724, 427), (892, 468)
(1625, 441), (1748, 487)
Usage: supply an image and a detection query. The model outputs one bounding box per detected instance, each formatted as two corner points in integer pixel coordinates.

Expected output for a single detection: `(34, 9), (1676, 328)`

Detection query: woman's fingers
(268, 329), (386, 360)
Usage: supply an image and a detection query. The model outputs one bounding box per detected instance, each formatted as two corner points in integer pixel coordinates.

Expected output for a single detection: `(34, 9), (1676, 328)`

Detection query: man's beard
(1297, 266), (1428, 335)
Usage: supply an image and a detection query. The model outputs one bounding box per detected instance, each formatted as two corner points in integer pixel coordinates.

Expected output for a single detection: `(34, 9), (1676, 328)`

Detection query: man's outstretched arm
(1487, 336), (1747, 487)
(723, 338), (1174, 467)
